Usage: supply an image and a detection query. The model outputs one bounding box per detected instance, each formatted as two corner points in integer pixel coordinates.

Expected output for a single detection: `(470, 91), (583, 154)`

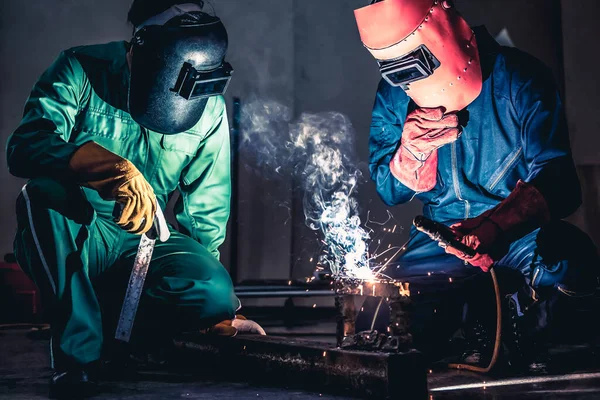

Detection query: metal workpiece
(334, 278), (410, 297)
(334, 278), (413, 353)
(174, 334), (427, 399)
(335, 293), (357, 348)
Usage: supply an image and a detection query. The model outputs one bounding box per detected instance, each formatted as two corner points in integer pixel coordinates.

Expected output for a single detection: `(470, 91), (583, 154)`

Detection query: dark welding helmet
(129, 10), (232, 134)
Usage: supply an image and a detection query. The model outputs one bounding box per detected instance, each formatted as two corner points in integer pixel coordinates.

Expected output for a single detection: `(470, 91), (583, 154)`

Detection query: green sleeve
(174, 97), (231, 259)
(6, 51), (84, 180)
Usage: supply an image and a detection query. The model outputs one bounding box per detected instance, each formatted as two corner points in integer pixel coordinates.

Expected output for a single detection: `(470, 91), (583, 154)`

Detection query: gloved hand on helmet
(389, 107), (461, 192)
(68, 141), (156, 235)
(445, 180), (551, 272)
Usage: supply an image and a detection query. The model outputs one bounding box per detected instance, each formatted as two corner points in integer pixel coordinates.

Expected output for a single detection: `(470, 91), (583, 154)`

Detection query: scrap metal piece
(115, 233), (156, 342)
(115, 206), (170, 342)
(335, 289), (356, 347)
(335, 277), (412, 353)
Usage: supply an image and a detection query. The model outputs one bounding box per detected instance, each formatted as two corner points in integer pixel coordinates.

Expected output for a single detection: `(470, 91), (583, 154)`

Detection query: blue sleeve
(369, 79), (415, 206)
(514, 61), (581, 219)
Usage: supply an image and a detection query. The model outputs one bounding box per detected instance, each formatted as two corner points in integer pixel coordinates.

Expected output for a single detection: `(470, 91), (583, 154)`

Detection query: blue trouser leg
(359, 221), (599, 338)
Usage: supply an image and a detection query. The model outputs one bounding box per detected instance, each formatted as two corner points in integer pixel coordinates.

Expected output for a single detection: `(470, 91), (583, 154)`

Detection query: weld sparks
(317, 203), (406, 281)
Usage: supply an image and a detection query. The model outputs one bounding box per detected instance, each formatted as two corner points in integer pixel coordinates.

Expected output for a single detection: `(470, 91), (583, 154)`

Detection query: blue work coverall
(369, 27), (597, 300)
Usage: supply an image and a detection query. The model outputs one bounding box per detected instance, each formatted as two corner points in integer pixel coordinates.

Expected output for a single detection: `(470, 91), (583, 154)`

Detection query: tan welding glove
(68, 141), (156, 234)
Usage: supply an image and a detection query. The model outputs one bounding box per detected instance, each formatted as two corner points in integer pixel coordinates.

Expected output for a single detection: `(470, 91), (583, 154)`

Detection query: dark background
(1, 0), (598, 308)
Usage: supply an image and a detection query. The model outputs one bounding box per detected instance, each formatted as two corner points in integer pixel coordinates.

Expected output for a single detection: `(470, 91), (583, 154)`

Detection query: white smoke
(240, 98), (377, 280)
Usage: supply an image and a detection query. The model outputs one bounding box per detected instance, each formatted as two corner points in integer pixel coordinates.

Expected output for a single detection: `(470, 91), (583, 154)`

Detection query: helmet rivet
(464, 68), (468, 72)
(425, 17), (429, 21)
(457, 76), (461, 80)
(419, 25), (423, 29)
(450, 83), (453, 86)
(467, 44), (470, 48)
(430, 8), (434, 13)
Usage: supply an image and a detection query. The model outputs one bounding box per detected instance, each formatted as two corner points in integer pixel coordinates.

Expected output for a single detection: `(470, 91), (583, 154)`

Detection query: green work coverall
(6, 41), (240, 369)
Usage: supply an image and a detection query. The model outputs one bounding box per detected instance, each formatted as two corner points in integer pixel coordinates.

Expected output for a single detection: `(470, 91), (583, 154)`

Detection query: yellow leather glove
(68, 141), (156, 234)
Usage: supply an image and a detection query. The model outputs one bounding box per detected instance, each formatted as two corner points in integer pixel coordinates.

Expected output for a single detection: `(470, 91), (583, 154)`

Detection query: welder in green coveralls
(6, 1), (263, 397)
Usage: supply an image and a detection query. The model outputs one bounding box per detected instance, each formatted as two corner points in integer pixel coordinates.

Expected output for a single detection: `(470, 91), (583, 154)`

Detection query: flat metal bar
(235, 285), (324, 291)
(115, 234), (156, 342)
(430, 372), (600, 392)
(173, 334), (427, 399)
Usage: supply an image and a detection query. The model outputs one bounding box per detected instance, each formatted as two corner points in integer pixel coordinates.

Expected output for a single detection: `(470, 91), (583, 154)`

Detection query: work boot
(49, 368), (97, 399)
(460, 319), (494, 368)
(502, 293), (550, 374)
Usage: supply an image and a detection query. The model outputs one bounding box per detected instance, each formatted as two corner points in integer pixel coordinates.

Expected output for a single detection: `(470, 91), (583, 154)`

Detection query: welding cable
(448, 267), (501, 373)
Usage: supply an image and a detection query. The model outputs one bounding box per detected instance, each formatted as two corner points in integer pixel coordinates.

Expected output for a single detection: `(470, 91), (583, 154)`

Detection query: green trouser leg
(110, 230), (241, 343)
(14, 178), (122, 369)
(15, 178), (240, 369)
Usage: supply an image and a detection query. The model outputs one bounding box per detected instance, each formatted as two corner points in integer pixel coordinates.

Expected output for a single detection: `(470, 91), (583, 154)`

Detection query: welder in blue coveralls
(353, 0), (599, 368)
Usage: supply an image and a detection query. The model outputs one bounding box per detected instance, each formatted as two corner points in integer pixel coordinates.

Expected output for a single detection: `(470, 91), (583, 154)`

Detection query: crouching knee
(203, 267), (240, 321)
(531, 221), (599, 296)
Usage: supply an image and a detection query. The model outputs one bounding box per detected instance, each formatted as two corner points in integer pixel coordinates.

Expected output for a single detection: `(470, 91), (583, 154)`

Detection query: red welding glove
(445, 180), (551, 272)
(390, 107), (461, 192)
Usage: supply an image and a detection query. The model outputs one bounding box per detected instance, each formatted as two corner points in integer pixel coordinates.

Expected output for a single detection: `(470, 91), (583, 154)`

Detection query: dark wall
(0, 0), (133, 259)
(561, 0), (600, 165)
(216, 0), (295, 282)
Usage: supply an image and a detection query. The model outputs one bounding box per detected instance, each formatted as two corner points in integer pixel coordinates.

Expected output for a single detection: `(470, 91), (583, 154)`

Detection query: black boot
(459, 318), (494, 367)
(502, 292), (551, 374)
(49, 368), (97, 399)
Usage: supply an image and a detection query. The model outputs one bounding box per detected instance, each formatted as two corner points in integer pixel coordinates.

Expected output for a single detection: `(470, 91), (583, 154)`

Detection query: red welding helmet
(354, 0), (482, 112)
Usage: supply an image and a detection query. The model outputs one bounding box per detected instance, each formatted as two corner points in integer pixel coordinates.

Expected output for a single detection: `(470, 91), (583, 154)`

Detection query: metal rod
(234, 285), (332, 291)
(234, 289), (335, 298)
(429, 372), (600, 392)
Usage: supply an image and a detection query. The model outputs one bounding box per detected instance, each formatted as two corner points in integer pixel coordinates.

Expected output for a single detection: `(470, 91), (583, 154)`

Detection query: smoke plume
(240, 97), (375, 280)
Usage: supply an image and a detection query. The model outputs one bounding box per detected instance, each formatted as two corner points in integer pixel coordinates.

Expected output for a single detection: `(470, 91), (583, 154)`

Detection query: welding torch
(413, 215), (476, 258)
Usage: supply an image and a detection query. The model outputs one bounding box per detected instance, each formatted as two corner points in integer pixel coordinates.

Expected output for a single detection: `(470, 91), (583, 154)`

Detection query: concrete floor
(0, 327), (351, 400)
(2, 323), (600, 399)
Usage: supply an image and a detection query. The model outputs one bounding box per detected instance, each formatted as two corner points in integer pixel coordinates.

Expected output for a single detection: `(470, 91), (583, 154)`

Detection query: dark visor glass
(378, 44), (440, 89)
(171, 62), (233, 100)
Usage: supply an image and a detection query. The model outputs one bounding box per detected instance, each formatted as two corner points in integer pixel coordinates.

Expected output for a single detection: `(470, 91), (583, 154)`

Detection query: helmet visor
(171, 61), (233, 100)
(378, 44), (440, 89)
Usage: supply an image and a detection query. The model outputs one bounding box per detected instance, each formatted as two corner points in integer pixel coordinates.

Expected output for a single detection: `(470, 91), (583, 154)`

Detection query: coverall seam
(487, 146), (524, 191)
(144, 128), (162, 188)
(21, 184), (57, 294)
(179, 188), (198, 244)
